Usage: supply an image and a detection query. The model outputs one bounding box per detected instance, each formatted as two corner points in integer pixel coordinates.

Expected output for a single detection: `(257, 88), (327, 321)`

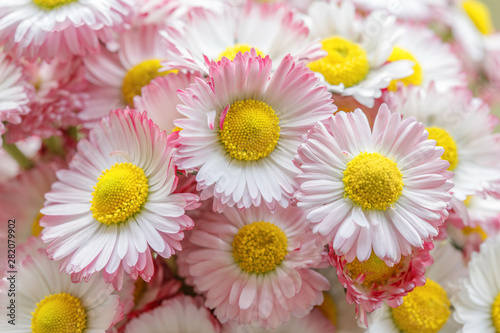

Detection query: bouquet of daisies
(1, 0), (500, 332)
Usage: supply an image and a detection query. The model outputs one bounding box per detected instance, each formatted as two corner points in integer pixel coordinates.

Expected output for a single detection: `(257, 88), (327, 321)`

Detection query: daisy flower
(124, 295), (221, 333)
(176, 204), (330, 329)
(174, 51), (336, 212)
(222, 308), (335, 333)
(0, 237), (123, 333)
(0, 0), (134, 62)
(133, 72), (202, 133)
(385, 85), (500, 223)
(80, 24), (185, 127)
(295, 106), (453, 264)
(351, 0), (448, 22)
(0, 51), (33, 139)
(367, 240), (467, 333)
(329, 241), (433, 326)
(305, 1), (414, 107)
(40, 108), (200, 288)
(160, 2), (324, 74)
(386, 24), (466, 93)
(452, 235), (500, 332)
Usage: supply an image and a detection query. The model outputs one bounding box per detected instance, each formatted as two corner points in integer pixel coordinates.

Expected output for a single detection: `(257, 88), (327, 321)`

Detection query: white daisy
(385, 85), (500, 221)
(40, 108), (200, 287)
(80, 24), (183, 127)
(173, 51), (336, 211)
(387, 24), (467, 93)
(305, 1), (414, 107)
(295, 106), (453, 263)
(0, 238), (123, 333)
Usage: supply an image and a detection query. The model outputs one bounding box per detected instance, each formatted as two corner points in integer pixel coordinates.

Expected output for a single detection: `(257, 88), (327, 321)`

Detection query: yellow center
(492, 293), (500, 332)
(426, 127), (459, 171)
(463, 225), (488, 241)
(90, 162), (149, 225)
(220, 99), (280, 161)
(122, 59), (176, 106)
(391, 279), (451, 333)
(345, 252), (400, 288)
(317, 292), (337, 327)
(308, 36), (369, 87)
(33, 0), (77, 10)
(216, 44), (265, 61)
(462, 0), (494, 35)
(387, 47), (423, 91)
(32, 211), (44, 237)
(343, 152), (404, 210)
(31, 293), (87, 333)
(232, 221), (288, 274)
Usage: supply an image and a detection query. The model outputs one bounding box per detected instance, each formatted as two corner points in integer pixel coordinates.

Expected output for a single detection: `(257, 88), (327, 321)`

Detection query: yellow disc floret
(308, 36), (370, 87)
(462, 0), (494, 35)
(33, 0), (77, 10)
(343, 152), (404, 210)
(345, 252), (400, 288)
(217, 44), (265, 61)
(31, 292), (86, 333)
(391, 279), (451, 333)
(220, 99), (280, 161)
(492, 293), (500, 332)
(426, 127), (459, 171)
(90, 162), (149, 225)
(387, 47), (423, 91)
(32, 211), (44, 237)
(317, 292), (337, 327)
(463, 225), (488, 241)
(232, 221), (288, 274)
(122, 59), (176, 106)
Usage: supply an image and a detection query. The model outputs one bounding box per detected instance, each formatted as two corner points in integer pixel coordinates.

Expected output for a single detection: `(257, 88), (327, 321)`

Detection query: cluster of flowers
(1, 0), (500, 332)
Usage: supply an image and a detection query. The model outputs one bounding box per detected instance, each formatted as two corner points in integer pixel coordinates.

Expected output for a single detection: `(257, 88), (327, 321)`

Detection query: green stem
(2, 139), (34, 170)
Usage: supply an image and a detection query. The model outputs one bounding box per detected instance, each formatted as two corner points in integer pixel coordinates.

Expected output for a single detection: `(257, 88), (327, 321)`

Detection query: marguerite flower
(452, 235), (500, 332)
(0, 0), (134, 62)
(385, 85), (500, 223)
(124, 295), (221, 333)
(366, 240), (467, 333)
(177, 204), (330, 329)
(295, 106), (453, 263)
(305, 1), (414, 107)
(174, 51), (336, 212)
(160, 2), (324, 74)
(80, 24), (186, 127)
(386, 24), (466, 93)
(0, 237), (123, 333)
(40, 108), (200, 288)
